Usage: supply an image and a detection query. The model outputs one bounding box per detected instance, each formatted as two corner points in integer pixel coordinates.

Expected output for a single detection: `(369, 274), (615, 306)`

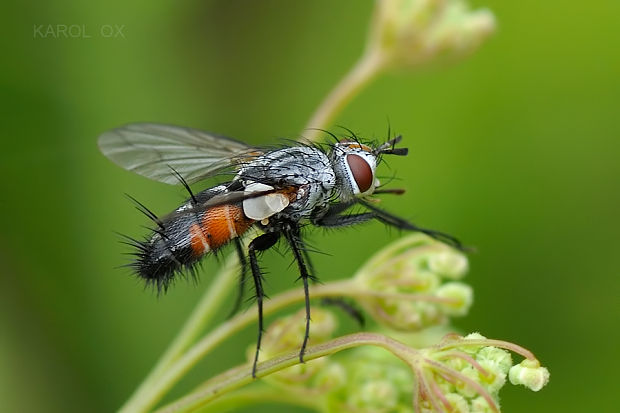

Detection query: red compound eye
(346, 154), (373, 193)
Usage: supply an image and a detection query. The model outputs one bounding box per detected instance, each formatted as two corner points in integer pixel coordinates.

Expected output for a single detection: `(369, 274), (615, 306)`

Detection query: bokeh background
(2, 1), (619, 412)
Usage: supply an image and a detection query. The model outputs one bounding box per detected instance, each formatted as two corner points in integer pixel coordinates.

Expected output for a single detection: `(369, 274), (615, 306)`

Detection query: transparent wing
(98, 123), (263, 184)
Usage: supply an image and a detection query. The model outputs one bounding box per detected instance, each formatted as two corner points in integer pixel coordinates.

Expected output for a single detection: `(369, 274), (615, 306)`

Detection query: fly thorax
(330, 142), (379, 202)
(238, 146), (337, 220)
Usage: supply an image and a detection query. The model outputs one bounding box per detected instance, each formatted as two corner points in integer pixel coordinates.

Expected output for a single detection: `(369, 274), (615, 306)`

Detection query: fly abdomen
(130, 192), (255, 292)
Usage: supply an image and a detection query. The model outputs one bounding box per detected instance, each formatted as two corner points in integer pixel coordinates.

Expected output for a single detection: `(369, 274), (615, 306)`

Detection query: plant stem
(119, 254), (241, 413)
(187, 385), (321, 413)
(303, 50), (384, 142)
(130, 275), (455, 411)
(438, 338), (536, 361)
(155, 332), (416, 413)
(131, 280), (356, 411)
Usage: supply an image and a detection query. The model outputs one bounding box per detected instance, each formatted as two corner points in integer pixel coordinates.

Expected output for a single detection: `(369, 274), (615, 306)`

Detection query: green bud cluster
(236, 235), (549, 413)
(418, 332), (513, 411)
(367, 0), (496, 70)
(354, 234), (473, 331)
(245, 306), (550, 412)
(410, 332), (550, 412)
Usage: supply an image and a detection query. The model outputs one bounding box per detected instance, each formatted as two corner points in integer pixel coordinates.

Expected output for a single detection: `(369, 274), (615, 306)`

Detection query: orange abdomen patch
(189, 205), (254, 256)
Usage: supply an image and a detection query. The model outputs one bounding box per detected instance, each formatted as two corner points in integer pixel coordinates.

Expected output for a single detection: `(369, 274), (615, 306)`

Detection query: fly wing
(98, 123), (263, 185)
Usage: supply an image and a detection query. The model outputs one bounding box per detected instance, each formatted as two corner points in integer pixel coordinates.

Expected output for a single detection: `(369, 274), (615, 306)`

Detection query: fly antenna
(376, 135), (408, 156)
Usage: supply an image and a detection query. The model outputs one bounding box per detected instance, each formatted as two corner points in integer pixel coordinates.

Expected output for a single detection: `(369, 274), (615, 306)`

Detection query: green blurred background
(2, 0), (619, 412)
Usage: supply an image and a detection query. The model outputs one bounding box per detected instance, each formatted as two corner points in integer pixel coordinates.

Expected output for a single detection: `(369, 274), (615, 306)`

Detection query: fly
(98, 123), (464, 377)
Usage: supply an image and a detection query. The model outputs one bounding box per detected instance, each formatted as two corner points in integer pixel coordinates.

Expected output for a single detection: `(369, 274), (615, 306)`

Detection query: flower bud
(366, 0), (497, 70)
(470, 396), (494, 413)
(428, 250), (469, 279)
(445, 393), (470, 413)
(509, 359), (550, 392)
(477, 359), (507, 394)
(435, 282), (473, 316)
(477, 346), (513, 373)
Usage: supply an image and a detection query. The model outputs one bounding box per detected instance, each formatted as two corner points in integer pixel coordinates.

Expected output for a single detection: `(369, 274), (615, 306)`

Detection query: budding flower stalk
(237, 331), (549, 413)
(367, 0), (497, 71)
(353, 234), (474, 331)
(304, 0), (496, 142)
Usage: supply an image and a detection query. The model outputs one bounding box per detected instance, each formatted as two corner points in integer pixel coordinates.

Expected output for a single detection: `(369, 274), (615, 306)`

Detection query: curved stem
(132, 280), (355, 411)
(132, 276), (456, 411)
(119, 254), (241, 413)
(303, 50), (384, 142)
(189, 385), (321, 413)
(155, 332), (416, 413)
(438, 338), (536, 361)
(355, 233), (433, 275)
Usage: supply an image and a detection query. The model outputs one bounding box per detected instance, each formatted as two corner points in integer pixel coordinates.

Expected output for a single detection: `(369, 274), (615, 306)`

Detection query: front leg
(358, 199), (465, 250)
(312, 201), (375, 228)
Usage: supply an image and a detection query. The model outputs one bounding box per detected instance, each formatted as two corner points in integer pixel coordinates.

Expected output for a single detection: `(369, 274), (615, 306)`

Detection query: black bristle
(125, 193), (166, 231)
(169, 166), (198, 205)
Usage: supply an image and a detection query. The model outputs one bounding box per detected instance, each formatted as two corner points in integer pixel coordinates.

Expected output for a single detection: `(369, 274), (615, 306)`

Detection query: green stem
(119, 254), (241, 413)
(303, 50), (385, 142)
(131, 276), (454, 411)
(155, 332), (416, 413)
(189, 385), (321, 413)
(133, 280), (356, 412)
(438, 338), (536, 361)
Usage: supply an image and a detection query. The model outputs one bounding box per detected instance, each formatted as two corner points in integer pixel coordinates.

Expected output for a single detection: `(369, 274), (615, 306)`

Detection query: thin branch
(303, 50), (385, 142)
(155, 332), (417, 413)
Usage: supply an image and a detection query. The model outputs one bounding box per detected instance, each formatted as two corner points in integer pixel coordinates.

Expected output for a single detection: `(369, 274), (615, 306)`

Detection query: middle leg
(248, 231), (280, 378)
(283, 225), (313, 364)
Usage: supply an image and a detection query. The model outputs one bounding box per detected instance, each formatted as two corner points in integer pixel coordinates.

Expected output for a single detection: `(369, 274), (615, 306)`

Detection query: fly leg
(311, 201), (375, 228)
(227, 238), (248, 319)
(320, 297), (365, 327)
(313, 212), (376, 228)
(283, 225), (313, 364)
(248, 231), (280, 378)
(357, 199), (465, 251)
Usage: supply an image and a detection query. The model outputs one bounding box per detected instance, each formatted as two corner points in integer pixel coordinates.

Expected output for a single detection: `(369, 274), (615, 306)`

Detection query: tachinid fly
(98, 123), (463, 377)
